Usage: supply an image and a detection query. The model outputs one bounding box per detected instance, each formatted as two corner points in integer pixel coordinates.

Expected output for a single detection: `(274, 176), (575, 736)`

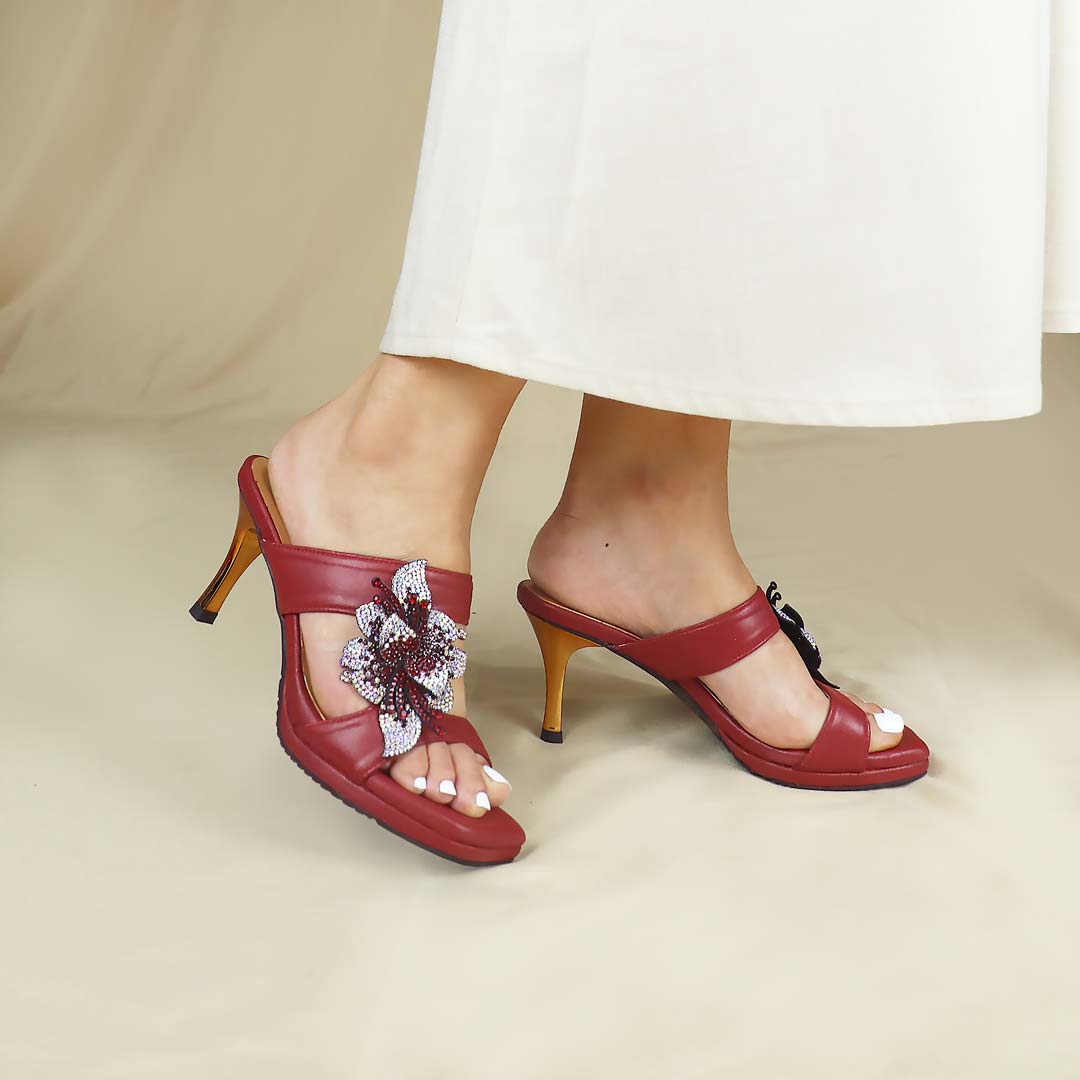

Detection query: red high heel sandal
(518, 580), (929, 790)
(190, 455), (525, 865)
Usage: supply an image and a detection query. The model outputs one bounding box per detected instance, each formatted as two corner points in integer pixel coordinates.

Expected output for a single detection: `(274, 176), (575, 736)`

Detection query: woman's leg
(528, 395), (902, 751)
(269, 354), (524, 815)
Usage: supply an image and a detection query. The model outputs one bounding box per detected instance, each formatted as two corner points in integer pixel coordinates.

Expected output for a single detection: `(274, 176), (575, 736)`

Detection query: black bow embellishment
(765, 581), (839, 689)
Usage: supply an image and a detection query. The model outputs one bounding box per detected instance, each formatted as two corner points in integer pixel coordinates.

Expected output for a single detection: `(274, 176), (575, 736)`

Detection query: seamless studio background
(2, 3), (1079, 1078)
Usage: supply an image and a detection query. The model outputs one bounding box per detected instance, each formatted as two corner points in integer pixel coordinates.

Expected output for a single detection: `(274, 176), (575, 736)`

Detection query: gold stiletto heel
(526, 614), (599, 743)
(189, 496), (261, 624)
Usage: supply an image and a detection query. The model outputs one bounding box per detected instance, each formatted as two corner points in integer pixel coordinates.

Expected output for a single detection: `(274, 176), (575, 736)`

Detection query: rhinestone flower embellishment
(766, 581), (838, 689)
(339, 560), (467, 757)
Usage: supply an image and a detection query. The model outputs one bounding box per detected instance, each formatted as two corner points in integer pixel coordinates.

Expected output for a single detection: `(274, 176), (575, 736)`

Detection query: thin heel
(189, 496), (261, 624)
(526, 614), (598, 743)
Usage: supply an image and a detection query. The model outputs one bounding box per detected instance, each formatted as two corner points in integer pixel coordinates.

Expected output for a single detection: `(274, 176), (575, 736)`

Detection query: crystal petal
(348, 670), (385, 704)
(339, 636), (370, 670)
(380, 704), (422, 757)
(447, 646), (467, 679)
(355, 601), (382, 640)
(391, 559), (431, 606)
(426, 608), (463, 644)
(431, 683), (454, 714)
(411, 666), (449, 699)
(379, 613), (416, 648)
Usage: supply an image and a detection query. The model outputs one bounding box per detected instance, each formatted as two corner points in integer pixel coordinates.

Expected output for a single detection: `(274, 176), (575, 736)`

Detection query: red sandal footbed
(190, 455), (525, 866)
(517, 580), (929, 791)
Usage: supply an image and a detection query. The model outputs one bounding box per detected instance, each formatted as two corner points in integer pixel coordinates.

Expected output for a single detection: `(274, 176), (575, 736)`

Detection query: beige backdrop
(3, 3), (1079, 1078)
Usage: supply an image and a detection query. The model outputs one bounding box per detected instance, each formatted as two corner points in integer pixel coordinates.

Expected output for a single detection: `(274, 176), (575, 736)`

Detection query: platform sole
(534, 612), (928, 791)
(276, 709), (521, 866)
(666, 681), (928, 790)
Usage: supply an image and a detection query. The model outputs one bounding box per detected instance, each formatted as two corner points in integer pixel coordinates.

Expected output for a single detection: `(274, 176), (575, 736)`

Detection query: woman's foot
(528, 509), (902, 753)
(528, 398), (904, 755)
(268, 354), (523, 817)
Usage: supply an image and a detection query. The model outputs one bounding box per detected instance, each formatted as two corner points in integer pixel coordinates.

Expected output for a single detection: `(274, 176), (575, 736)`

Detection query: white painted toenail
(439, 779), (457, 796)
(413, 776), (427, 791)
(874, 708), (904, 734)
(476, 791), (491, 811)
(482, 765), (510, 786)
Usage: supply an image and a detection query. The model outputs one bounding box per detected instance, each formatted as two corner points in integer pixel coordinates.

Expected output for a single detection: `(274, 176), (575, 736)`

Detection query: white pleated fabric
(1045, 0), (1080, 333)
(383, 1), (1076, 426)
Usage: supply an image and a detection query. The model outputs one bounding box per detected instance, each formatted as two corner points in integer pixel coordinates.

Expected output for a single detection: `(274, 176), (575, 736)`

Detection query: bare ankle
(528, 497), (756, 638)
(268, 354), (523, 572)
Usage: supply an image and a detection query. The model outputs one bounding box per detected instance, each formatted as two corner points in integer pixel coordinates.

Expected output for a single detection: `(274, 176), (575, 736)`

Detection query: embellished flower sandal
(518, 580), (929, 790)
(190, 455), (525, 865)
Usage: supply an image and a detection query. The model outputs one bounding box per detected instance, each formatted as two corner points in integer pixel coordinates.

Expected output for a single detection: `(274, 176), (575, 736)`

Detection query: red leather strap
(295, 708), (486, 782)
(612, 588), (780, 679)
(262, 542), (473, 625)
(293, 705), (389, 784)
(797, 686), (871, 773)
(419, 713), (490, 762)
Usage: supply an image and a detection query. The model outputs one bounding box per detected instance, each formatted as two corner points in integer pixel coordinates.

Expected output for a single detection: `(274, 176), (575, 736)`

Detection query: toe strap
(295, 707), (492, 787)
(419, 713), (491, 763)
(797, 685), (871, 774)
(293, 705), (389, 785)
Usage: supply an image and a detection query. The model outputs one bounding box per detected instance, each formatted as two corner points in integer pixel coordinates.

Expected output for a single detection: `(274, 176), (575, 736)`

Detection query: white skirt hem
(381, 331), (1043, 428)
(1043, 309), (1080, 334)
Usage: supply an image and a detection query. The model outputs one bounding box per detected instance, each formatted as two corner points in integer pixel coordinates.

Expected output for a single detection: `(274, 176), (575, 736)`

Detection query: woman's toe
(389, 744), (430, 794)
(422, 741), (457, 803)
(866, 701), (904, 749)
(389, 740), (510, 815)
(448, 744), (491, 817)
(842, 690), (904, 752)
(477, 753), (512, 810)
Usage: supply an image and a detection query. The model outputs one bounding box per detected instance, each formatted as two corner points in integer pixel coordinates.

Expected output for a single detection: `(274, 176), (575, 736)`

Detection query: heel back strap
(612, 587), (779, 679)
(262, 542), (473, 625)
